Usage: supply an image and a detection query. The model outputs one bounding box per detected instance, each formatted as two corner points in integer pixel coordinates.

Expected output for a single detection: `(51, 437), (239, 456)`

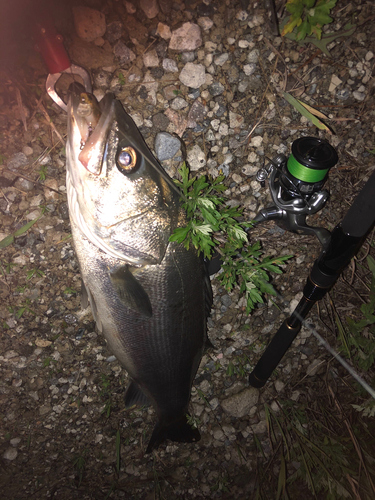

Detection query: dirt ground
(1, 0), (375, 499)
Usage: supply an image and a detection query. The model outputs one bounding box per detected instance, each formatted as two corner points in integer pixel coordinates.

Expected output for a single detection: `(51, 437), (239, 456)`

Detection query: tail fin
(146, 414), (200, 454)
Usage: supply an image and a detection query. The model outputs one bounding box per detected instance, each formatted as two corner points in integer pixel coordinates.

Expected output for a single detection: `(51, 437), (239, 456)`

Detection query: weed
(186, 413), (201, 429)
(118, 72), (125, 86)
(38, 164), (48, 181)
(43, 357), (57, 368)
(170, 164), (292, 313)
(64, 286), (77, 295)
(9, 298), (35, 319)
(73, 449), (87, 486)
(99, 374), (113, 418)
(341, 255), (375, 371)
(255, 398), (375, 500)
(26, 268), (45, 281)
(0, 260), (17, 275)
(0, 153), (7, 164)
(115, 429), (121, 473)
(282, 0), (337, 41)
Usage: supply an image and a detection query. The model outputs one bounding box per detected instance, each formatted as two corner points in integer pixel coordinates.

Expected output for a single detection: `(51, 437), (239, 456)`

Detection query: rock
(3, 447), (17, 461)
(179, 62), (206, 89)
(214, 53), (229, 66)
(171, 97), (188, 110)
(154, 133), (181, 161)
(169, 23), (202, 52)
(181, 52), (196, 63)
(43, 179), (60, 201)
(7, 152), (28, 171)
(68, 37), (115, 70)
(93, 70), (111, 88)
(152, 113), (170, 130)
(247, 49), (259, 64)
(14, 178), (34, 191)
(187, 100), (207, 128)
(73, 6), (106, 43)
(140, 0), (159, 18)
(158, 0), (172, 14)
(242, 164), (258, 176)
(353, 90), (366, 101)
(143, 49), (159, 68)
(229, 111), (244, 129)
(221, 387), (259, 418)
(243, 63), (256, 76)
(162, 58), (178, 73)
(22, 146), (33, 156)
(209, 82), (224, 96)
(197, 17), (213, 31)
(156, 22), (171, 40)
(139, 71), (159, 105)
(113, 41), (136, 65)
(124, 1), (136, 14)
(105, 21), (123, 43)
(187, 144), (206, 171)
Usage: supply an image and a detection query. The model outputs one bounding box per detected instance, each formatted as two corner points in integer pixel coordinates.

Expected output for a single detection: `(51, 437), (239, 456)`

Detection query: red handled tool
(33, 12), (92, 112)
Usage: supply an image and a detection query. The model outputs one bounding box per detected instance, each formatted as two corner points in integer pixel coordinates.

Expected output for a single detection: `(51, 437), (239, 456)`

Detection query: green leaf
(296, 19), (311, 40)
(0, 234), (15, 248)
(283, 92), (330, 131)
(367, 255), (375, 278)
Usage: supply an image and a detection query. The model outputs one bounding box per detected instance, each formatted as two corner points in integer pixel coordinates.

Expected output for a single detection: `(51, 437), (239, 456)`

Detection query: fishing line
(272, 288), (375, 401)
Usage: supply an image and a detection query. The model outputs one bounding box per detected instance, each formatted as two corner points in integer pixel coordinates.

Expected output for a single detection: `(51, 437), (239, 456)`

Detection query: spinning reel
(254, 137), (338, 247)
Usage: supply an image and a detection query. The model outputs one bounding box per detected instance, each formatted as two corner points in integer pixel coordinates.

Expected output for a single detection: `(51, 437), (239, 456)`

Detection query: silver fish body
(66, 88), (212, 452)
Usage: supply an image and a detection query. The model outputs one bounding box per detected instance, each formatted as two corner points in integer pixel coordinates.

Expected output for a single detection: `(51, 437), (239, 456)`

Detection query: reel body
(254, 137), (338, 247)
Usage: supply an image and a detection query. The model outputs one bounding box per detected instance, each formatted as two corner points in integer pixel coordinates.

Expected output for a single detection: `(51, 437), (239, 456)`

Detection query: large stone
(179, 63), (206, 89)
(169, 23), (202, 52)
(73, 6), (106, 43)
(221, 387), (259, 418)
(140, 0), (159, 19)
(68, 37), (115, 70)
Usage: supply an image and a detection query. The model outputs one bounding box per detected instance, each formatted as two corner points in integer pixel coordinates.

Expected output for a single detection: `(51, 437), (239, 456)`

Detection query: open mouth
(68, 84), (115, 175)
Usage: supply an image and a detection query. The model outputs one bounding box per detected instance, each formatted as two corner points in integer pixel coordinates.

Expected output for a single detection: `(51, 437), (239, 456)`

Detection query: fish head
(66, 87), (181, 265)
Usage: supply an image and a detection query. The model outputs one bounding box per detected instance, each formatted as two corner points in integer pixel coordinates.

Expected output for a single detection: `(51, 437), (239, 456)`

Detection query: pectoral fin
(80, 278), (89, 309)
(110, 265), (152, 317)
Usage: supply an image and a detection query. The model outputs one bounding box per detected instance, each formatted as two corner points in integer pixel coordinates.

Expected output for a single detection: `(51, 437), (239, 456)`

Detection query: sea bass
(66, 86), (212, 453)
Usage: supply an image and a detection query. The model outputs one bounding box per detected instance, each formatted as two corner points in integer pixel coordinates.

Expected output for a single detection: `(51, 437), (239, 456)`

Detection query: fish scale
(66, 85), (212, 452)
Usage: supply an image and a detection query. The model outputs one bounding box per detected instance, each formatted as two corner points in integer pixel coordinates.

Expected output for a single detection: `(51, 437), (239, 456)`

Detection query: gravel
(1, 0), (375, 498)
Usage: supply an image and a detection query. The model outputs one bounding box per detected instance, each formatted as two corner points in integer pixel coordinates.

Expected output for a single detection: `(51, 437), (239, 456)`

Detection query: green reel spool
(282, 137), (338, 196)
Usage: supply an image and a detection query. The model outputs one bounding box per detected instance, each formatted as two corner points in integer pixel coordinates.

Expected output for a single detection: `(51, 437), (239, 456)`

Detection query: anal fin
(124, 380), (150, 408)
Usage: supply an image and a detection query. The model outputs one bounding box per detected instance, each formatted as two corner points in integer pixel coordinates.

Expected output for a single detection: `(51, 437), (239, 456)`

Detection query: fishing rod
(249, 139), (375, 388)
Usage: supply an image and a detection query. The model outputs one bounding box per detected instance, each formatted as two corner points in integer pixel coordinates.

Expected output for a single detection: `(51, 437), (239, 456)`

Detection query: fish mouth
(68, 84), (116, 176)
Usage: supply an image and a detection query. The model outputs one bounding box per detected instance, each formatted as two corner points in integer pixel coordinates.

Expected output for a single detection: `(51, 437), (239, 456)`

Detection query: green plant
(99, 374), (113, 418)
(73, 449), (87, 486)
(38, 164), (48, 181)
(0, 260), (17, 275)
(256, 399), (375, 499)
(344, 255), (375, 371)
(115, 429), (121, 473)
(9, 298), (35, 319)
(118, 72), (125, 86)
(170, 164), (292, 313)
(282, 0), (337, 41)
(26, 268), (45, 280)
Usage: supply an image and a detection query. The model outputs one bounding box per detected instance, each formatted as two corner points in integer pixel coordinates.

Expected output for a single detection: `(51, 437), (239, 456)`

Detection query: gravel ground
(1, 0), (375, 499)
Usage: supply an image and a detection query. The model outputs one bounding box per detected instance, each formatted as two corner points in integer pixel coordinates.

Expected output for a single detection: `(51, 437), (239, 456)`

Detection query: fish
(65, 84), (212, 453)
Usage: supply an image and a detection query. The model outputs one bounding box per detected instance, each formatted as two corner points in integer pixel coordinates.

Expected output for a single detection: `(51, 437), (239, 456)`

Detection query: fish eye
(117, 146), (138, 173)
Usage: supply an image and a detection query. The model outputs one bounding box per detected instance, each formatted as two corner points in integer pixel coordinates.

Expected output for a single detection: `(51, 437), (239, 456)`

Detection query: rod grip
(249, 319), (301, 388)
